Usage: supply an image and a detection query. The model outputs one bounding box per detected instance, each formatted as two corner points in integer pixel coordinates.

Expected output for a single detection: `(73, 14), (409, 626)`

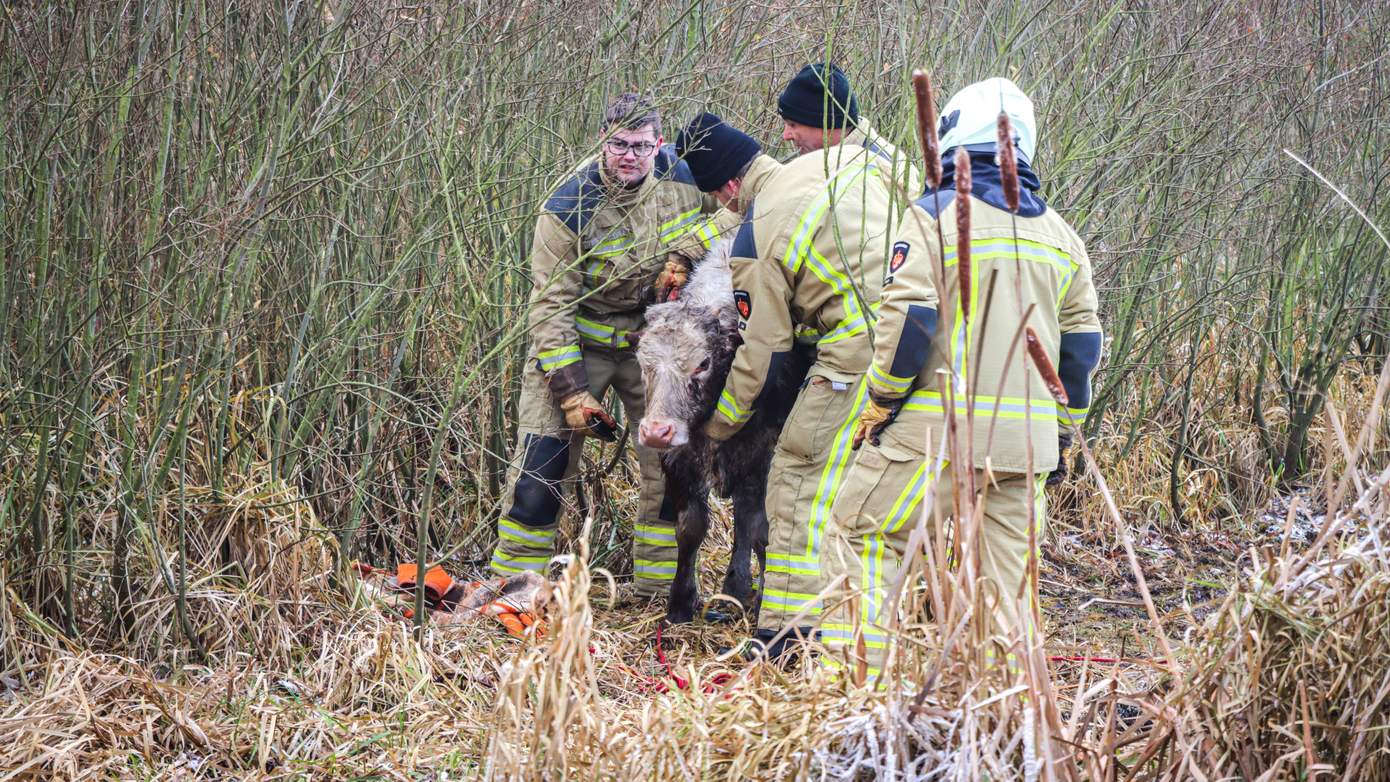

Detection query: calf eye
(693, 358), (710, 375)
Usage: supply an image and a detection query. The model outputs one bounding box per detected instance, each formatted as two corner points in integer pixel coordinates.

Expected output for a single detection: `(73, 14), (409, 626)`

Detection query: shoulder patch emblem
(890, 241), (910, 274)
(733, 290), (752, 320)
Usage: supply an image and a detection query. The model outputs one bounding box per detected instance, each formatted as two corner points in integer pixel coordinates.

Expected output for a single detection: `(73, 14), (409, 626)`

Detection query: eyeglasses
(605, 138), (658, 157)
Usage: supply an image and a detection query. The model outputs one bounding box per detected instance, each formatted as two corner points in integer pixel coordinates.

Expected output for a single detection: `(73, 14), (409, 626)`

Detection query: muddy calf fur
(634, 240), (811, 623)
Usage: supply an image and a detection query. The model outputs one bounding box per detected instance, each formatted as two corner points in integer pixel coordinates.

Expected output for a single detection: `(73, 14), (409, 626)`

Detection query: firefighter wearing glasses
(489, 94), (720, 597)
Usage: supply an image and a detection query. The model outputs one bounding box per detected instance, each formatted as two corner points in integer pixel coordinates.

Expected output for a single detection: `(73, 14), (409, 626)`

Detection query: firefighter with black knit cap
(824, 78), (1104, 679)
(489, 94), (722, 598)
(777, 62), (921, 203)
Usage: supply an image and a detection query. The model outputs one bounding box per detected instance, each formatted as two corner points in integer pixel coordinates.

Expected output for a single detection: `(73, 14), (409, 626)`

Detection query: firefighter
(677, 111), (896, 659)
(489, 94), (719, 597)
(777, 62), (922, 204)
(823, 78), (1104, 678)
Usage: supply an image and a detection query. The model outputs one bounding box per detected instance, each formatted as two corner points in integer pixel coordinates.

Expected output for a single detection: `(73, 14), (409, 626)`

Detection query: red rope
(650, 622), (734, 694)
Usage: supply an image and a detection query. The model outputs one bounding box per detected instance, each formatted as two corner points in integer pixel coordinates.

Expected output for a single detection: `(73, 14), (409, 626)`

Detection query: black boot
(718, 627), (818, 665)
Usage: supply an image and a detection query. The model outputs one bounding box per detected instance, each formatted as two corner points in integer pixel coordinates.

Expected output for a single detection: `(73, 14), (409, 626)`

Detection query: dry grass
(1, 371), (1386, 780)
(2, 0), (1389, 778)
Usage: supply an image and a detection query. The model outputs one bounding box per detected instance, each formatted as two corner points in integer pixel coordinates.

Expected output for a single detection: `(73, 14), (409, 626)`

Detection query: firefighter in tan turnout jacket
(676, 112), (897, 659)
(825, 79), (1104, 677)
(776, 63), (922, 208)
(490, 94), (720, 594)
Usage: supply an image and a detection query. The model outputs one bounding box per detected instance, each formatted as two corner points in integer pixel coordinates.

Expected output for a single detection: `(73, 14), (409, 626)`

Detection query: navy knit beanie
(676, 112), (762, 193)
(777, 63), (859, 129)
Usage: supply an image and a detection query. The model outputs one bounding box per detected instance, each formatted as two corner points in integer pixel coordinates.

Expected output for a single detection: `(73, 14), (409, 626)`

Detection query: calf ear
(626, 330), (642, 349)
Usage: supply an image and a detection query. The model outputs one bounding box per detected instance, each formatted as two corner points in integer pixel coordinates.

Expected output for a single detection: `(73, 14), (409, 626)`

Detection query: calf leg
(667, 479), (710, 624)
(719, 479), (767, 616)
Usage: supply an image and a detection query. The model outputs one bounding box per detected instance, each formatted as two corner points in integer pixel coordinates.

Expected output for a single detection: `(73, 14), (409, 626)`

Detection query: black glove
(1047, 432), (1072, 486)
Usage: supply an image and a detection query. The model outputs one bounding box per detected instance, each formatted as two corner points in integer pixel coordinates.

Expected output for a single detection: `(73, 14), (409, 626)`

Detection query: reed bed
(2, 0), (1389, 778)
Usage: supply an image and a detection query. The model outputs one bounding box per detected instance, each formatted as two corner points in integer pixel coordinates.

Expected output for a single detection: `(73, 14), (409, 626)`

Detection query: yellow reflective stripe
(820, 624), (890, 648)
(633, 523), (677, 546)
(696, 222), (720, 248)
(868, 363), (912, 394)
(819, 655), (884, 680)
(902, 390), (1055, 420)
(716, 388), (752, 424)
(765, 560), (820, 575)
(498, 518), (556, 547)
(537, 345), (582, 371)
(658, 208), (702, 242)
(491, 550), (550, 573)
(633, 559), (678, 580)
(659, 207), (701, 233)
(818, 313), (867, 345)
(883, 459), (934, 534)
(804, 378), (870, 557)
(575, 316), (631, 349)
(1057, 403), (1088, 426)
(784, 163), (873, 274)
(762, 588), (823, 614)
(943, 238), (1078, 306)
(591, 235), (635, 257)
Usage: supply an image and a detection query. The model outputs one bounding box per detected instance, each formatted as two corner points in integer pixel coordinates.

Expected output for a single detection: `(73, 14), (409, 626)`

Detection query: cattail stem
(1024, 327), (1069, 405)
(954, 148), (973, 321)
(912, 70), (941, 190)
(997, 112), (1021, 213)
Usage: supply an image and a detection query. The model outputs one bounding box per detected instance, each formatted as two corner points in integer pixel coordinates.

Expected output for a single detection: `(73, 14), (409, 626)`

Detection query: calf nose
(638, 419), (675, 449)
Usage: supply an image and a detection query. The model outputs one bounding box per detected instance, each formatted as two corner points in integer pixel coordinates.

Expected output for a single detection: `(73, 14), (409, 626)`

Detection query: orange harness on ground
(355, 563), (546, 639)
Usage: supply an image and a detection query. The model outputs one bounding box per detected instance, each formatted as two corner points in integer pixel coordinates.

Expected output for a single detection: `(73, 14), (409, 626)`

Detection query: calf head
(635, 240), (740, 451)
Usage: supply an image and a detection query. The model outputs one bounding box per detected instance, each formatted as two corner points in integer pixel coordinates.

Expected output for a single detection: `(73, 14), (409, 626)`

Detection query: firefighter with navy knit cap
(823, 78), (1104, 678)
(777, 63), (921, 202)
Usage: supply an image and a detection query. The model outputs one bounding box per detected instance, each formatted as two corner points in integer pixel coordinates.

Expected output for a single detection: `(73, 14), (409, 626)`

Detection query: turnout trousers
(822, 425), (1047, 678)
(757, 373), (870, 634)
(489, 343), (675, 596)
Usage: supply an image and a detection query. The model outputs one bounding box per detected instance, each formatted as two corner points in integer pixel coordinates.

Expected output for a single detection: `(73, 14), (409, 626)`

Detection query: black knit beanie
(675, 112), (763, 193)
(777, 63), (859, 129)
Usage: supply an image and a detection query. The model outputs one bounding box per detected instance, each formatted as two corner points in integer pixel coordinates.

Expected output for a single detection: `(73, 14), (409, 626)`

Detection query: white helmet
(937, 77), (1036, 164)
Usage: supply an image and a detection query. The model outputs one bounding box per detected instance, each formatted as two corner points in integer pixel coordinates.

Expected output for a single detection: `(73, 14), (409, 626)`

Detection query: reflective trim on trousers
(633, 523), (677, 547)
(762, 587), (823, 615)
(497, 517), (557, 548)
(766, 377), (870, 577)
(491, 550), (550, 574)
(633, 559), (678, 581)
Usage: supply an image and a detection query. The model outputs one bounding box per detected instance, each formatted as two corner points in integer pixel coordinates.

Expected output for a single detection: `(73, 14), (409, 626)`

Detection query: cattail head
(954, 147), (972, 319)
(912, 70), (942, 189)
(1025, 327), (1069, 406)
(997, 112), (1020, 213)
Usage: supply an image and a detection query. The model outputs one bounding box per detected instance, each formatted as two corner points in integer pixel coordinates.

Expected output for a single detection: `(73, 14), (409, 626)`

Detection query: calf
(633, 240), (811, 623)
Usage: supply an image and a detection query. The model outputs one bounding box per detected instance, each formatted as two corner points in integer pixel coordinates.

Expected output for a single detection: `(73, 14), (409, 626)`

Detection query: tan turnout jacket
(527, 147), (711, 397)
(867, 196), (1102, 472)
(844, 118), (922, 205)
(705, 144), (896, 441)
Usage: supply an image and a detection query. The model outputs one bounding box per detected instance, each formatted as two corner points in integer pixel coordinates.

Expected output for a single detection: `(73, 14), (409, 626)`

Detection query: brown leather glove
(654, 259), (689, 302)
(559, 391), (618, 441)
(853, 397), (902, 450)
